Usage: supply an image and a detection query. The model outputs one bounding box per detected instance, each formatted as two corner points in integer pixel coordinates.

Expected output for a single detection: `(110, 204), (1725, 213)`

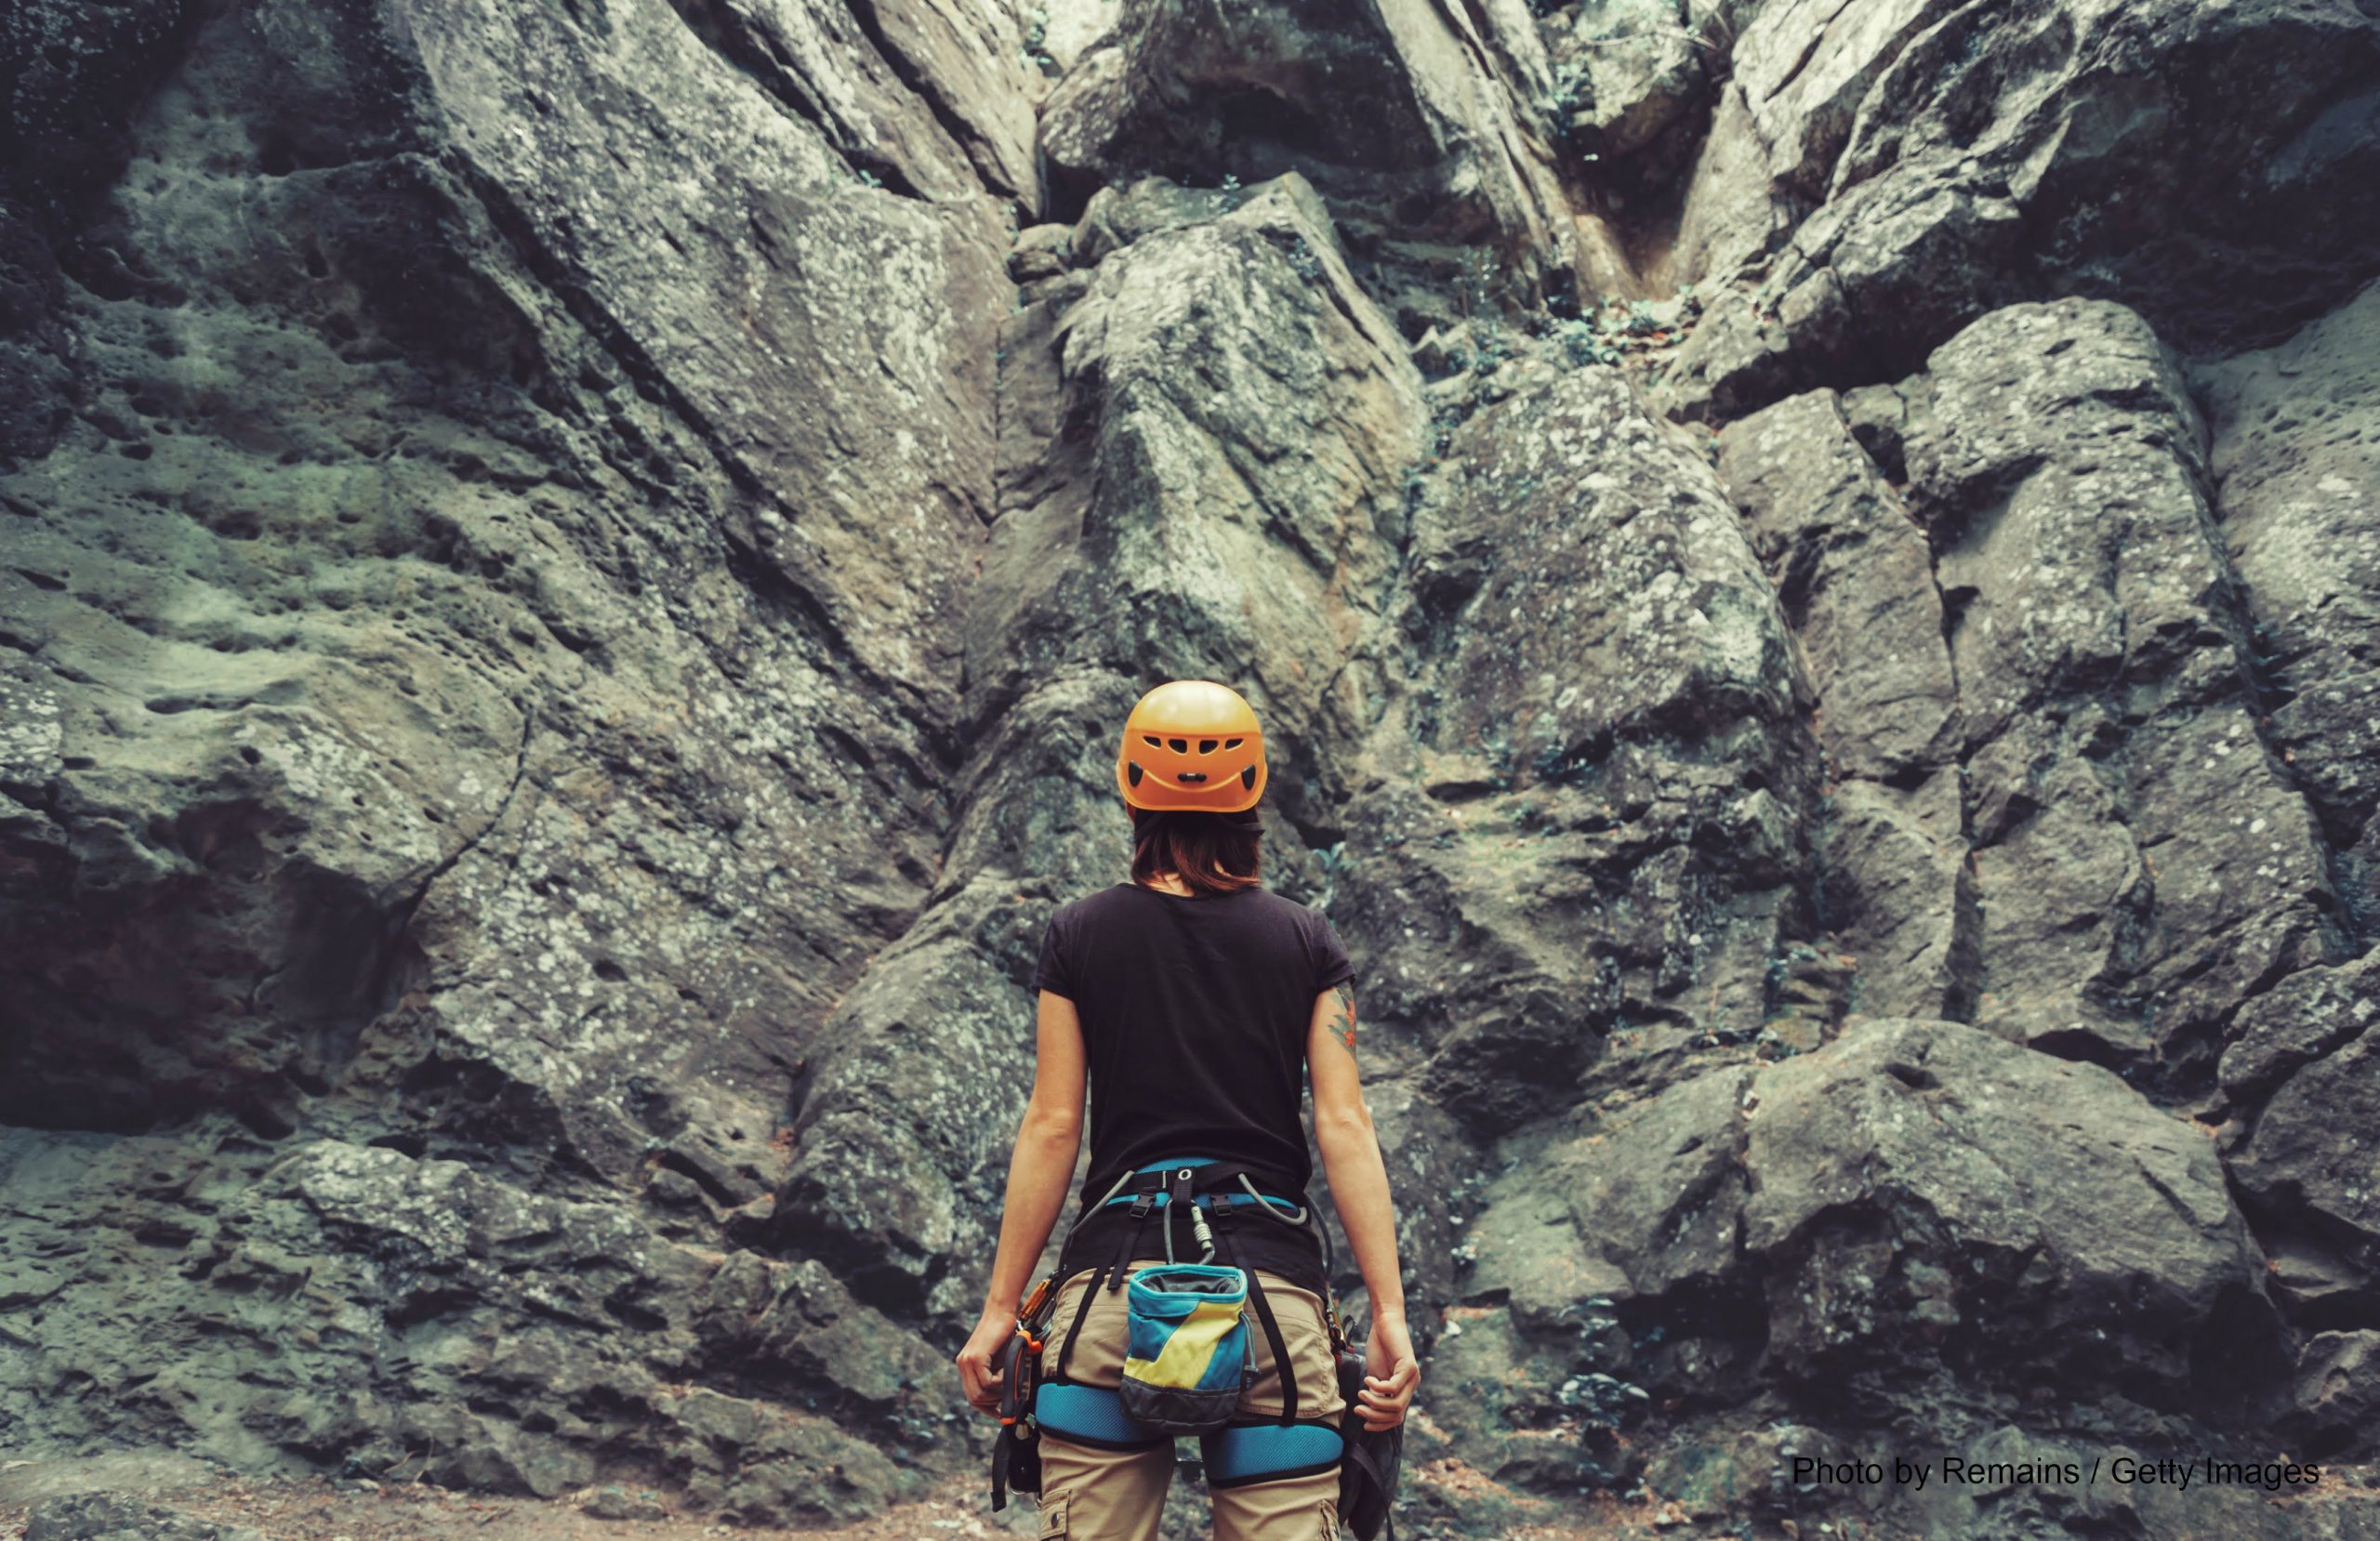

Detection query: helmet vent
(1198, 739), (1217, 753)
(1225, 738), (1243, 749)
(1143, 735), (1160, 746)
(1240, 765), (1257, 790)
(1169, 738), (1187, 752)
(1128, 762), (1144, 786)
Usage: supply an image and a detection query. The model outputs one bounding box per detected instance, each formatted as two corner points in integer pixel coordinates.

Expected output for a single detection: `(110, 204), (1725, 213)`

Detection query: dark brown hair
(1129, 807), (1263, 897)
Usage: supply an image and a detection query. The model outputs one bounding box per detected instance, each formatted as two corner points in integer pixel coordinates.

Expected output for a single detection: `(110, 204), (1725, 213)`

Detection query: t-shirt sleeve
(1312, 912), (1355, 994)
(1033, 908), (1075, 999)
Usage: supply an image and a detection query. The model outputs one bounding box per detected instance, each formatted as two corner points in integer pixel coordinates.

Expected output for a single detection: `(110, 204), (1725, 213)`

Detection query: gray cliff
(2, 0), (2376, 1534)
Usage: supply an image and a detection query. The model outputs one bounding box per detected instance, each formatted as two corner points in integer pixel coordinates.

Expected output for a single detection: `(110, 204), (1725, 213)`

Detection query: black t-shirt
(1034, 881), (1355, 1214)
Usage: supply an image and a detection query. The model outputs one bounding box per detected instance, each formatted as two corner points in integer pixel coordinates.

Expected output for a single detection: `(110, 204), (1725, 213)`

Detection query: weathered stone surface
(24, 1492), (263, 1541)
(0, 0), (1017, 1498)
(1491, 1019), (2273, 1423)
(770, 173), (1433, 1314)
(0, 205), (78, 465)
(1745, 1019), (2277, 1417)
(1904, 300), (2345, 1075)
(2231, 1013), (2380, 1281)
(1322, 361), (1818, 1132)
(1719, 389), (1957, 779)
(2197, 279), (2380, 940)
(1443, 1014), (2284, 1498)
(1727, 0), (1960, 200)
(0, 1126), (953, 1521)
(6, 0), (2380, 1530)
(1718, 390), (1974, 1020)
(1658, 0), (2380, 420)
(0, 0), (194, 221)
(1667, 80), (1783, 291)
(2218, 948), (2380, 1109)
(656, 0), (1041, 204)
(1816, 776), (1977, 1021)
(1038, 0), (1576, 290)
(2289, 1331), (2380, 1456)
(1539, 0), (1712, 165)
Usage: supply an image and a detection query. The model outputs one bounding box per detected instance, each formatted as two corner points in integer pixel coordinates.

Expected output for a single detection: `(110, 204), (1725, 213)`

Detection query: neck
(1144, 864), (1231, 896)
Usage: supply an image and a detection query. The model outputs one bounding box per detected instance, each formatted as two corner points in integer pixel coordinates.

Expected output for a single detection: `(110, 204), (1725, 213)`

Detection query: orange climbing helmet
(1116, 680), (1268, 813)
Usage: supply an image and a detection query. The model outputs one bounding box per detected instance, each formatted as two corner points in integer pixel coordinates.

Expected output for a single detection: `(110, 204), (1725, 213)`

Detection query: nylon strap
(1051, 1255), (1104, 1382)
(1054, 1167), (1172, 1380)
(1244, 1271), (1298, 1427)
(1214, 1207), (1297, 1426)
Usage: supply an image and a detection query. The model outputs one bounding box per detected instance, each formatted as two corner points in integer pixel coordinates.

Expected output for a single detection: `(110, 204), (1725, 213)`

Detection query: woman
(958, 678), (1420, 1541)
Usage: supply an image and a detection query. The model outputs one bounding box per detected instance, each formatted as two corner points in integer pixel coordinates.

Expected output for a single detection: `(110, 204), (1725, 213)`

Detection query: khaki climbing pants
(1036, 1259), (1347, 1541)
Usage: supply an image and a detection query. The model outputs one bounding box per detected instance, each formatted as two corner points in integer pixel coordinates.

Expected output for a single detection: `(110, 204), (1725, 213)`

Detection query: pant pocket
(1038, 1488), (1071, 1538)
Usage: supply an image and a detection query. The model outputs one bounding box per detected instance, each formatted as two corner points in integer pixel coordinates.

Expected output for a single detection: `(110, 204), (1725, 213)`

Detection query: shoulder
(1048, 886), (1130, 927)
(1242, 887), (1332, 933)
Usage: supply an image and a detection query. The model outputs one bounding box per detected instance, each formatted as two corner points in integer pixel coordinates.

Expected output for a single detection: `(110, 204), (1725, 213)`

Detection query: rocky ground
(4, 0), (2377, 1536)
(0, 1442), (1722, 1541)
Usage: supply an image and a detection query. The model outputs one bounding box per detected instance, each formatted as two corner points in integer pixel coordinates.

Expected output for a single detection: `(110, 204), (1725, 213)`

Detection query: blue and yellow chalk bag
(1118, 1261), (1252, 1434)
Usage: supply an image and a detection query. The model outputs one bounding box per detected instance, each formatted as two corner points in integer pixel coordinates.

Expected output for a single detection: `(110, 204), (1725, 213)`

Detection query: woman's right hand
(1355, 1313), (1420, 1430)
(956, 1308), (1014, 1416)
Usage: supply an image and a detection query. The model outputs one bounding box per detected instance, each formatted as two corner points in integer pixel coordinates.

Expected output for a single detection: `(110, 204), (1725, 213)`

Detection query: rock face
(1905, 299), (2347, 1075)
(1656, 0), (2380, 420)
(1720, 389), (1974, 1022)
(1039, 0), (1575, 289)
(2196, 282), (2380, 942)
(4, 0), (2379, 1537)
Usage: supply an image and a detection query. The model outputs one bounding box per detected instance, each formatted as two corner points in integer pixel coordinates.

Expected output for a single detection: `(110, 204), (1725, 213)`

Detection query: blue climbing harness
(991, 1156), (1351, 1505)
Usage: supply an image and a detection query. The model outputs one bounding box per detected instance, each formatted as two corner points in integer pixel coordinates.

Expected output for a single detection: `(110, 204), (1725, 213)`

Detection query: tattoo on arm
(1332, 982), (1357, 1056)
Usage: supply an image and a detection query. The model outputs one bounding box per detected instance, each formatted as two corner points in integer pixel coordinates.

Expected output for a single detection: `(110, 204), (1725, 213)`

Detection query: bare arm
(957, 990), (1085, 1414)
(1308, 981), (1404, 1321)
(980, 988), (1089, 1317)
(1310, 981), (1420, 1428)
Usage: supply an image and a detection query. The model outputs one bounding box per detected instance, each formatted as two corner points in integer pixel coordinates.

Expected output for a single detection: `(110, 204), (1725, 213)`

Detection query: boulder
(1745, 1019), (2279, 1419)
(1451, 1017), (2281, 1455)
(2230, 1018), (2380, 1279)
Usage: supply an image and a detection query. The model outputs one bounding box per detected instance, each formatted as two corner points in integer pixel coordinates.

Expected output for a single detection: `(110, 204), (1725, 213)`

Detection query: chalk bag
(1118, 1262), (1251, 1436)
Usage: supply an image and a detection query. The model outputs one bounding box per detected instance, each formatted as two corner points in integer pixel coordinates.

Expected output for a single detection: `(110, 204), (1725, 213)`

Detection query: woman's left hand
(957, 1308), (1015, 1416)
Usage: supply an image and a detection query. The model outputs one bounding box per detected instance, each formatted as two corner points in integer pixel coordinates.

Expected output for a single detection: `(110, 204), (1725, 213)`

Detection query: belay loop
(1163, 1166), (1220, 1265)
